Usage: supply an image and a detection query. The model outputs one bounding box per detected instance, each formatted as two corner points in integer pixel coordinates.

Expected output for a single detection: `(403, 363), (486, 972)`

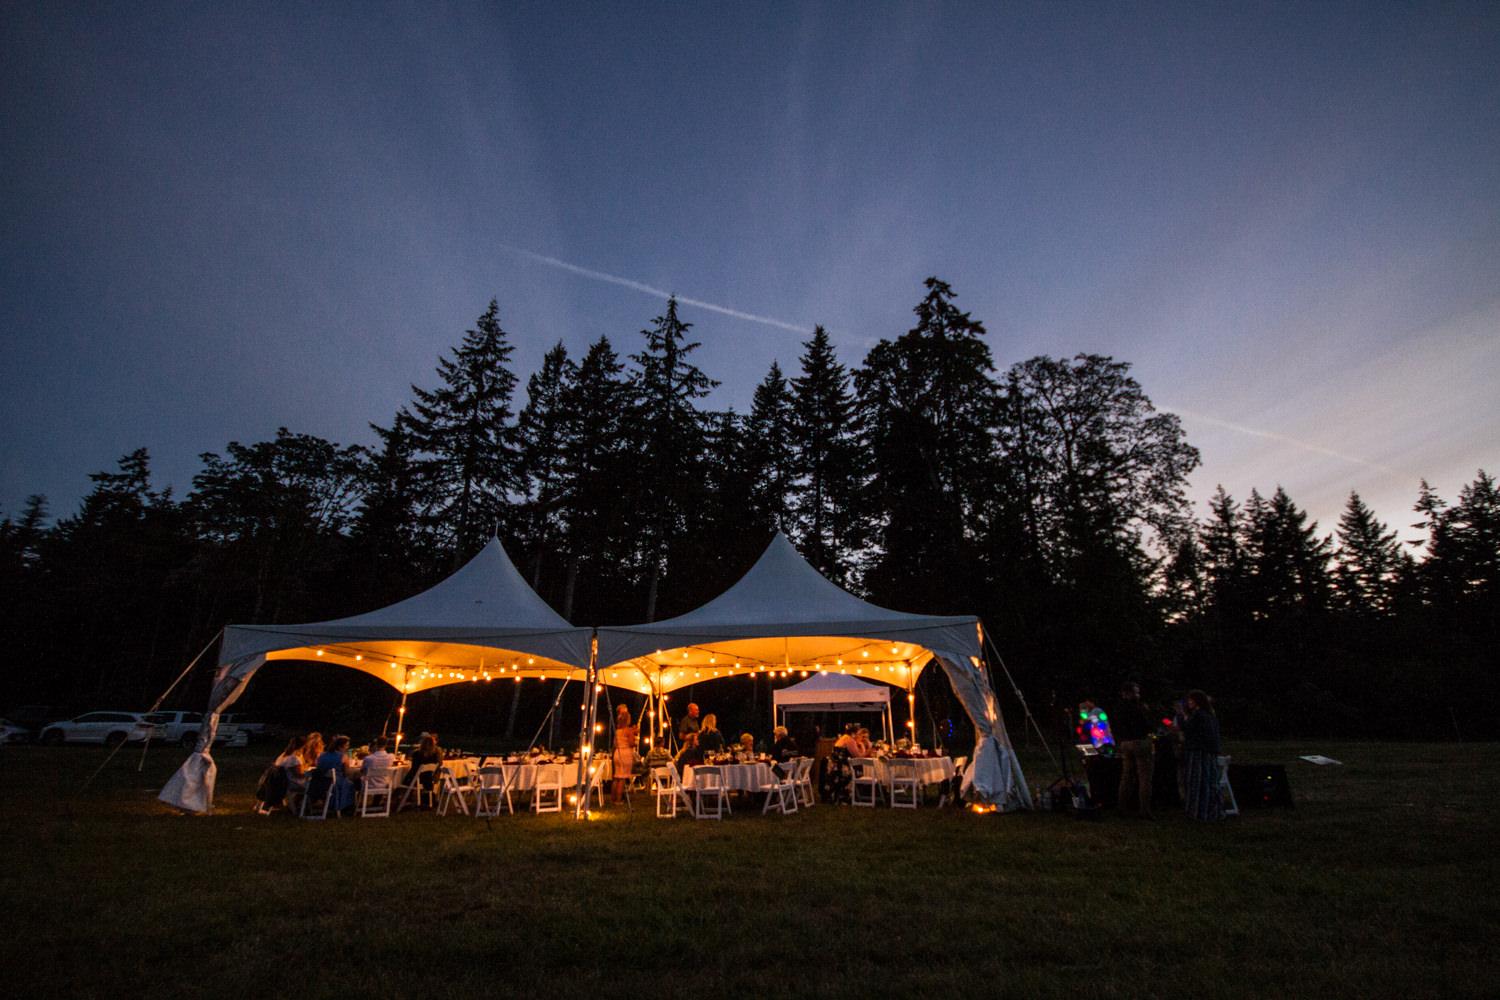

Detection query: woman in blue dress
(313, 734), (357, 815)
(1181, 690), (1225, 822)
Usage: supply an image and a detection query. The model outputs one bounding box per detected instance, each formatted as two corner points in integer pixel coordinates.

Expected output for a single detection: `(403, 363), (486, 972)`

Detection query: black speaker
(1227, 763), (1294, 809)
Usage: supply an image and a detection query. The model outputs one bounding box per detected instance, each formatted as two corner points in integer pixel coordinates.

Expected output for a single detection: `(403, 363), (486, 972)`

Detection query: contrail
(1163, 404), (1406, 478)
(499, 244), (811, 335)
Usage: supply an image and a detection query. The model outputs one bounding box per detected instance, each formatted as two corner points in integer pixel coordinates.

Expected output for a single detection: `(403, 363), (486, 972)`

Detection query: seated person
(360, 736), (395, 784)
(821, 743), (853, 803)
(849, 727), (875, 758)
(770, 726), (798, 762)
(833, 723), (858, 754)
(737, 732), (756, 756)
(697, 714), (725, 753)
(673, 731), (705, 770)
(312, 734), (358, 814)
(404, 732), (444, 807)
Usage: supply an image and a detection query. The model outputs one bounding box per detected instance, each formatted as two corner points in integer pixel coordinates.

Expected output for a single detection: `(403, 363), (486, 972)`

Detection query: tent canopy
(773, 672), (891, 712)
(596, 533), (979, 694)
(219, 536), (594, 694)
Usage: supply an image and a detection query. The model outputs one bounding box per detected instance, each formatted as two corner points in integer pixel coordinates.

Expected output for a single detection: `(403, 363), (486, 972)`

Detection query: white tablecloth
(482, 759), (611, 790)
(875, 756), (955, 786)
(683, 762), (777, 792)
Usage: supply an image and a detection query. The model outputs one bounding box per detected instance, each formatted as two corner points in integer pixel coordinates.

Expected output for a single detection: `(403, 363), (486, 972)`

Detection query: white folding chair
(532, 763), (564, 814)
(887, 758), (921, 809)
(300, 767), (339, 820)
(436, 766), (475, 816)
(397, 764), (438, 811)
(690, 766), (728, 820)
(939, 757), (967, 808)
(793, 757), (816, 807)
(475, 765), (513, 817)
(580, 759), (608, 811)
(850, 758), (884, 807)
(360, 765), (394, 818)
(652, 765), (692, 818)
(760, 763), (798, 815)
(1218, 755), (1239, 817)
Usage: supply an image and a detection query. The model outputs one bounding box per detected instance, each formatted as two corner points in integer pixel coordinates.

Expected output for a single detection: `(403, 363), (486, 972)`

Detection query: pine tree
(1333, 491), (1401, 615)
(856, 278), (998, 608)
(1202, 485), (1249, 621)
(514, 342), (577, 588)
(353, 411), (427, 595)
(405, 299), (521, 563)
(1245, 486), (1332, 618)
(628, 297), (718, 620)
(745, 361), (797, 533)
(790, 325), (865, 583)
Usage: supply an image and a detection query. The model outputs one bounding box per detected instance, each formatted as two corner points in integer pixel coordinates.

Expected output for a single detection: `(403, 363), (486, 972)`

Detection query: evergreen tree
(628, 297), (718, 620)
(790, 325), (865, 583)
(405, 299), (521, 563)
(514, 342), (577, 588)
(1244, 486), (1332, 618)
(353, 411), (428, 596)
(744, 361), (797, 533)
(1202, 485), (1250, 622)
(1333, 491), (1401, 615)
(856, 277), (998, 608)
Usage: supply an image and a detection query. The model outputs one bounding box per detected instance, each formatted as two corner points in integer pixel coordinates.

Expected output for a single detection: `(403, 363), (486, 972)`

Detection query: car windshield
(145, 713), (172, 723)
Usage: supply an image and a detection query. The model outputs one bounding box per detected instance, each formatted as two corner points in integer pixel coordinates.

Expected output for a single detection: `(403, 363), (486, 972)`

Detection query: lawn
(1, 741), (1494, 999)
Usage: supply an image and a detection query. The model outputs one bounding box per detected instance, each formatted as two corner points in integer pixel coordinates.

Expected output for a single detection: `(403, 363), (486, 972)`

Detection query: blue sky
(3, 3), (1497, 541)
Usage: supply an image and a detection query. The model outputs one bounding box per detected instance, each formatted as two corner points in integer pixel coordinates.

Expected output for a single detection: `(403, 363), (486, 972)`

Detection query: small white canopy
(773, 672), (890, 712)
(161, 537), (593, 813)
(597, 533), (1032, 810)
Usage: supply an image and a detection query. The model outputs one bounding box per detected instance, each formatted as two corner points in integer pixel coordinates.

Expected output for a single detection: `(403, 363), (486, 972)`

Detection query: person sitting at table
(771, 726), (798, 763)
(698, 714), (725, 753)
(360, 736), (395, 785)
(612, 704), (639, 805)
(404, 732), (443, 808)
(677, 703), (701, 742)
(273, 734), (308, 810)
(674, 731), (705, 770)
(299, 732), (323, 771)
(833, 723), (858, 754)
(737, 732), (756, 756)
(851, 727), (875, 758)
(312, 734), (357, 816)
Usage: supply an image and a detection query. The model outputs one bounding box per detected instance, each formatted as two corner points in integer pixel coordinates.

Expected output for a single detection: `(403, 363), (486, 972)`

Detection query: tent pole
(576, 636), (599, 818)
(395, 667), (411, 753)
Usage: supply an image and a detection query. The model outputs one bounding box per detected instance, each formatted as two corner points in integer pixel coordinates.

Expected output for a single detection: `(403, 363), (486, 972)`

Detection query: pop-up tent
(159, 537), (594, 813)
(596, 533), (1032, 809)
(773, 672), (893, 739)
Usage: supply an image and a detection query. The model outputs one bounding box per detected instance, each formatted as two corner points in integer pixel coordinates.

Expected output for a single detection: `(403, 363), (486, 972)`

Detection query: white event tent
(772, 672), (893, 740)
(596, 533), (1032, 810)
(159, 537), (593, 813)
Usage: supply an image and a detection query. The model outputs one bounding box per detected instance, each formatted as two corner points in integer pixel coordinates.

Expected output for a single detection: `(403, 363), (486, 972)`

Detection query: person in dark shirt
(770, 726), (798, 763)
(677, 703), (701, 742)
(1112, 682), (1154, 818)
(673, 731), (705, 770)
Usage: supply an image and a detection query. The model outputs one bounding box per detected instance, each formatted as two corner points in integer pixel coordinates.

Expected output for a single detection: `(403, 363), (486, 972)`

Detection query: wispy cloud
(1163, 404), (1409, 479)
(498, 244), (811, 335)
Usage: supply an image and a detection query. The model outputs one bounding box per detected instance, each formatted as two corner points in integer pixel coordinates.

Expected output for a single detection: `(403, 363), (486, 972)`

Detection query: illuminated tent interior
(597, 533), (1032, 809)
(772, 671), (894, 741)
(160, 537), (593, 813)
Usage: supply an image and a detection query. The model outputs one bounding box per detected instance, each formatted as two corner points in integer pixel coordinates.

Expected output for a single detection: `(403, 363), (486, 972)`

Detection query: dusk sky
(3, 3), (1497, 542)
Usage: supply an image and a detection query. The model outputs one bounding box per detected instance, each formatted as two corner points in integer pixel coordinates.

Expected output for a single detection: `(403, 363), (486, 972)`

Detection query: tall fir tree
(1333, 491), (1402, 615)
(514, 342), (577, 588)
(353, 411), (428, 599)
(790, 325), (865, 584)
(405, 299), (521, 564)
(745, 361), (797, 533)
(1244, 486), (1332, 618)
(628, 297), (718, 620)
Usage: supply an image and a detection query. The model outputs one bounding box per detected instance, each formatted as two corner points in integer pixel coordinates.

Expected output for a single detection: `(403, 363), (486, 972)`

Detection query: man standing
(1112, 682), (1154, 819)
(677, 702), (701, 743)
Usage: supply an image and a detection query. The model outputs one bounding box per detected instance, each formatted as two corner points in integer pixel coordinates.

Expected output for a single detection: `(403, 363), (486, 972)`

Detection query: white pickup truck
(143, 711), (248, 748)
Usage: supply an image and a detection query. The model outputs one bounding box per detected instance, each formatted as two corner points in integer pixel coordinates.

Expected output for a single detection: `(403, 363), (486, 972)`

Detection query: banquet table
(682, 762), (777, 792)
(874, 756), (955, 787)
(482, 759), (612, 791)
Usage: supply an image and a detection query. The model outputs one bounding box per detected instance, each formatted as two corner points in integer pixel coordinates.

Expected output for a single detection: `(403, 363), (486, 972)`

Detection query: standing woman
(698, 714), (725, 753)
(611, 704), (638, 805)
(1181, 690), (1225, 822)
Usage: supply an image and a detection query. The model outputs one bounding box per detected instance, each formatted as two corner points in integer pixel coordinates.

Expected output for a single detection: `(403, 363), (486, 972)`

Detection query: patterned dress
(1181, 710), (1224, 822)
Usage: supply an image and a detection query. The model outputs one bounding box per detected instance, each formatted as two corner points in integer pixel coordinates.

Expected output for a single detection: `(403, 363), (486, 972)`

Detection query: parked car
(219, 713), (269, 743)
(142, 711), (248, 748)
(40, 712), (160, 747)
(0, 718), (31, 744)
(5, 705), (61, 738)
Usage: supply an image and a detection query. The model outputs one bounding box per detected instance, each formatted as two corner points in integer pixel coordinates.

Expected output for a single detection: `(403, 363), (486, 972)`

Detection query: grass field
(1, 741), (1495, 999)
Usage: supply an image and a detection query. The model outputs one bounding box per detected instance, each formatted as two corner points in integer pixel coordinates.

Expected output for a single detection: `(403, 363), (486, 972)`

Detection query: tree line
(2, 277), (1495, 740)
